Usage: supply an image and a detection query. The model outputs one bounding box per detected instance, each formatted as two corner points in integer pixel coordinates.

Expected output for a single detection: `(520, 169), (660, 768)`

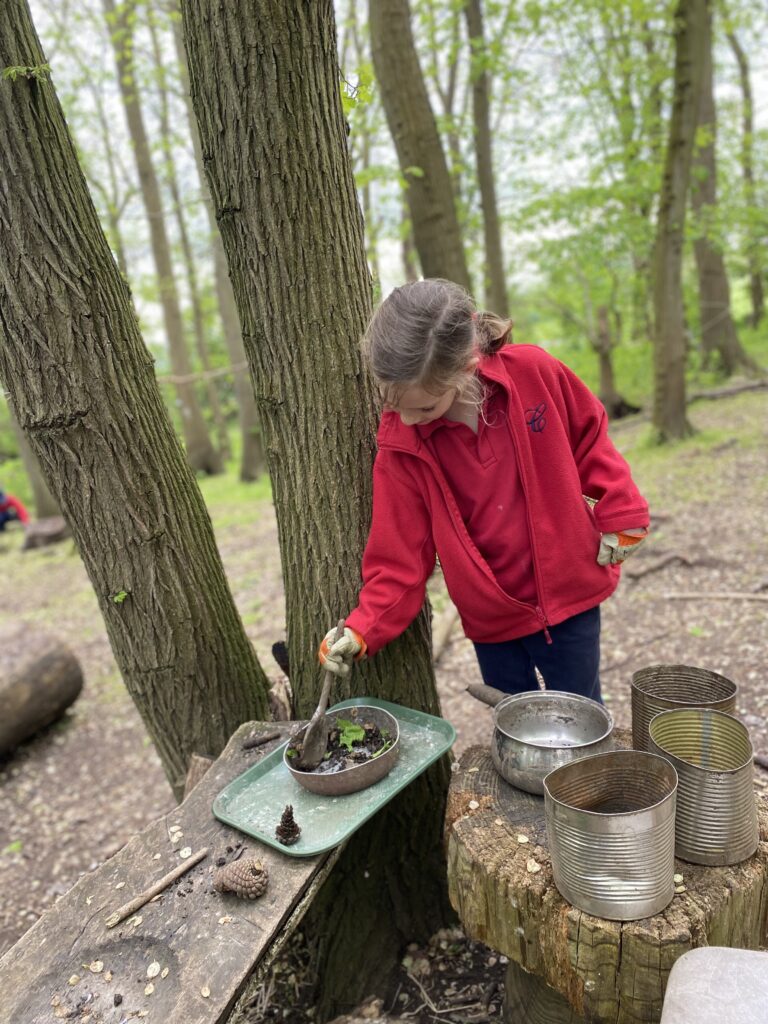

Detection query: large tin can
(631, 664), (737, 751)
(544, 749), (677, 920)
(649, 708), (758, 865)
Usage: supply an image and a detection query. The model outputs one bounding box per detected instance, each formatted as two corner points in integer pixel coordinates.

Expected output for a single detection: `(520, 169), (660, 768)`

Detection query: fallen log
(0, 623), (83, 755)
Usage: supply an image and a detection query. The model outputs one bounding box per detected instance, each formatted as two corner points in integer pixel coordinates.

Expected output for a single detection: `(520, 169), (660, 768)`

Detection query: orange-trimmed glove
(597, 527), (648, 566)
(318, 626), (367, 676)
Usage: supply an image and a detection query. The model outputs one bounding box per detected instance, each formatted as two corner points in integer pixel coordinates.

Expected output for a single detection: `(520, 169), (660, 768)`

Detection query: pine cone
(275, 804), (301, 846)
(213, 858), (269, 899)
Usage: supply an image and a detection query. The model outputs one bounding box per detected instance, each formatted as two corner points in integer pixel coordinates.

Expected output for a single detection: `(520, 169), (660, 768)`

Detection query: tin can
(544, 749), (677, 920)
(649, 708), (758, 865)
(631, 664), (737, 751)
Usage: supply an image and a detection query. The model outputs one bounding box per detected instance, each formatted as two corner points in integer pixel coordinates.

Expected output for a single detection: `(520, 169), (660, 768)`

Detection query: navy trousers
(473, 606), (602, 702)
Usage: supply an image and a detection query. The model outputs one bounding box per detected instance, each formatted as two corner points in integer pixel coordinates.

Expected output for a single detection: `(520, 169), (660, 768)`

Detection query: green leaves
(336, 718), (366, 750)
(2, 64), (51, 83)
(112, 590), (129, 604)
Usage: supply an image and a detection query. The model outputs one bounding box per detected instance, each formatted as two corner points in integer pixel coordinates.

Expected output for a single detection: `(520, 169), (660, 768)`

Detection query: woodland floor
(1, 388), (767, 1023)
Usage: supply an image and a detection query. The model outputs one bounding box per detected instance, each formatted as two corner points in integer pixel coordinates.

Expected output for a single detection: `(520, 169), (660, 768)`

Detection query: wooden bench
(0, 723), (342, 1024)
(445, 734), (768, 1024)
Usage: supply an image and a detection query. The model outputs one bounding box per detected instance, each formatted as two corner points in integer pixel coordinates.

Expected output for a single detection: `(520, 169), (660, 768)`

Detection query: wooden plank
(0, 723), (340, 1024)
(446, 731), (768, 1024)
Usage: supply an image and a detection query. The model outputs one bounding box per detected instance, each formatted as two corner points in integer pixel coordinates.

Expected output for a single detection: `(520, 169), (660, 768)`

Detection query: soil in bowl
(287, 716), (395, 775)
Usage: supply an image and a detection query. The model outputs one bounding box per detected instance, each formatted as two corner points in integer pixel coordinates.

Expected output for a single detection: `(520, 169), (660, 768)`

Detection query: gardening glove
(318, 626), (367, 677)
(597, 527), (648, 566)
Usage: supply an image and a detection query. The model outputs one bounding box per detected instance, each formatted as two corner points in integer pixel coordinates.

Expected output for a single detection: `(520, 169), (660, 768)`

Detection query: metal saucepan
(468, 684), (615, 795)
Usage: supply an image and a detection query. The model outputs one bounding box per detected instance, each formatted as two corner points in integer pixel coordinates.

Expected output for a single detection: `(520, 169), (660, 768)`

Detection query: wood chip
(179, 847), (192, 859)
(526, 858), (541, 874)
(147, 962), (160, 979)
(517, 834), (529, 844)
(201, 986), (211, 998)
(675, 885), (687, 894)
(89, 961), (103, 974)
(468, 800), (479, 810)
(105, 971), (112, 982)
(218, 915), (233, 924)
(115, 882), (125, 890)
(67, 975), (80, 986)
(494, 818), (504, 826)
(128, 914), (143, 928)
(673, 873), (684, 884)
(145, 983), (154, 996)
(467, 767), (480, 773)
(161, 967), (169, 979)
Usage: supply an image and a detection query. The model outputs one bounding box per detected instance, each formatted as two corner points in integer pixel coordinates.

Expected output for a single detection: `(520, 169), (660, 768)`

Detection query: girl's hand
(597, 528), (648, 566)
(318, 626), (367, 676)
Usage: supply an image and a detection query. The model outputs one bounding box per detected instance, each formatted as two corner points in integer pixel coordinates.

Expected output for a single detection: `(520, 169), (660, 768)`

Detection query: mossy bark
(0, 0), (271, 798)
(180, 1), (452, 1015)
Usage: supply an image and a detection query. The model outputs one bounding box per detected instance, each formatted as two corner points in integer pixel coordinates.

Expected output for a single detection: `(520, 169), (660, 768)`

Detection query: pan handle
(466, 683), (511, 708)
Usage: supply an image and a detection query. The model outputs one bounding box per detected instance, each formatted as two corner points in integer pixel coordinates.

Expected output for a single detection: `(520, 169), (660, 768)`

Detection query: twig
(625, 554), (723, 581)
(662, 592), (768, 603)
(105, 847), (209, 928)
(242, 729), (281, 750)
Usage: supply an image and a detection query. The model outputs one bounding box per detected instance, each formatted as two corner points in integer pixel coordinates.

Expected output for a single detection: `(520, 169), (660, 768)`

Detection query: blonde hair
(362, 279), (512, 407)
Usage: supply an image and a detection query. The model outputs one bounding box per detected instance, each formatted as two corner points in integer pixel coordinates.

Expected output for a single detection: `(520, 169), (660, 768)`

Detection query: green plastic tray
(212, 697), (456, 857)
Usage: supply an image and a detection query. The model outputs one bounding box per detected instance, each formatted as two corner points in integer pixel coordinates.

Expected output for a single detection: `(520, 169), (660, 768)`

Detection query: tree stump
(445, 735), (768, 1024)
(0, 623), (83, 755)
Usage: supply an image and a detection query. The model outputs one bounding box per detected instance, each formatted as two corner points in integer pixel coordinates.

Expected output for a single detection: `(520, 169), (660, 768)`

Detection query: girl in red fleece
(318, 279), (648, 700)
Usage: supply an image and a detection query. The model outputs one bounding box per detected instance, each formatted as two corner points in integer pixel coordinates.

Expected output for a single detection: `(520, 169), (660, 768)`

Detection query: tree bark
(690, 4), (756, 376)
(102, 0), (221, 475)
(180, 2), (452, 1015)
(9, 409), (60, 519)
(369, 0), (471, 290)
(147, 6), (231, 462)
(168, 3), (265, 482)
(726, 25), (765, 328)
(401, 200), (421, 282)
(0, 0), (271, 797)
(652, 0), (708, 441)
(464, 0), (508, 316)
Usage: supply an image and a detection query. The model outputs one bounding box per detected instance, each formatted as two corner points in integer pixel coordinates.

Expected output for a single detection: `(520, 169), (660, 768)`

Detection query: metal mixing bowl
(491, 690), (614, 794)
(285, 705), (400, 797)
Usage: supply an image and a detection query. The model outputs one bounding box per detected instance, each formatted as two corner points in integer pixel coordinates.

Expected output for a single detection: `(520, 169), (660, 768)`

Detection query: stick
(105, 847), (209, 928)
(662, 592), (768, 603)
(242, 729), (281, 750)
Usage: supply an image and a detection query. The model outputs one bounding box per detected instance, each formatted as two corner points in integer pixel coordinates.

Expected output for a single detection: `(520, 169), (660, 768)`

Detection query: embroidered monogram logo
(525, 402), (547, 433)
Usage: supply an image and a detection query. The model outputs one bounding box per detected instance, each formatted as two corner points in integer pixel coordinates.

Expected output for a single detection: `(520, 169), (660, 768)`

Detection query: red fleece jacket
(345, 345), (649, 656)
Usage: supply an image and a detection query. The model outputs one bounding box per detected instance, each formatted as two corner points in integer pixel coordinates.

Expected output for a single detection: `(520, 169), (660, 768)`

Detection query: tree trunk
(0, 1), (271, 798)
(652, 0), (708, 441)
(102, 0), (221, 475)
(147, 7), (231, 462)
(726, 26), (765, 328)
(180, 2), (452, 1015)
(464, 0), (508, 316)
(168, 4), (265, 482)
(369, 0), (471, 290)
(690, 4), (756, 376)
(9, 410), (60, 519)
(402, 201), (420, 282)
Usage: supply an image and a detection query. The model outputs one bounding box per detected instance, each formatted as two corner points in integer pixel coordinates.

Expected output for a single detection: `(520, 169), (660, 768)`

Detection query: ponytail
(475, 311), (513, 355)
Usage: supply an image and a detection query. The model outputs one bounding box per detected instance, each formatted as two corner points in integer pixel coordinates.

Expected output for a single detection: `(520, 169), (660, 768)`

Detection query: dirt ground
(1, 388), (767, 1021)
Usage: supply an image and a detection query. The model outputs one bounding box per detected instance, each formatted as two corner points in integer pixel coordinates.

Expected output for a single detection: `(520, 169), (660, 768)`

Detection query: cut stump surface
(446, 733), (768, 1024)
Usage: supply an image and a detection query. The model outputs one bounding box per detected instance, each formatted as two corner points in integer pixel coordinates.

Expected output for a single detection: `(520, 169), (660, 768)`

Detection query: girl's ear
(465, 354), (480, 372)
